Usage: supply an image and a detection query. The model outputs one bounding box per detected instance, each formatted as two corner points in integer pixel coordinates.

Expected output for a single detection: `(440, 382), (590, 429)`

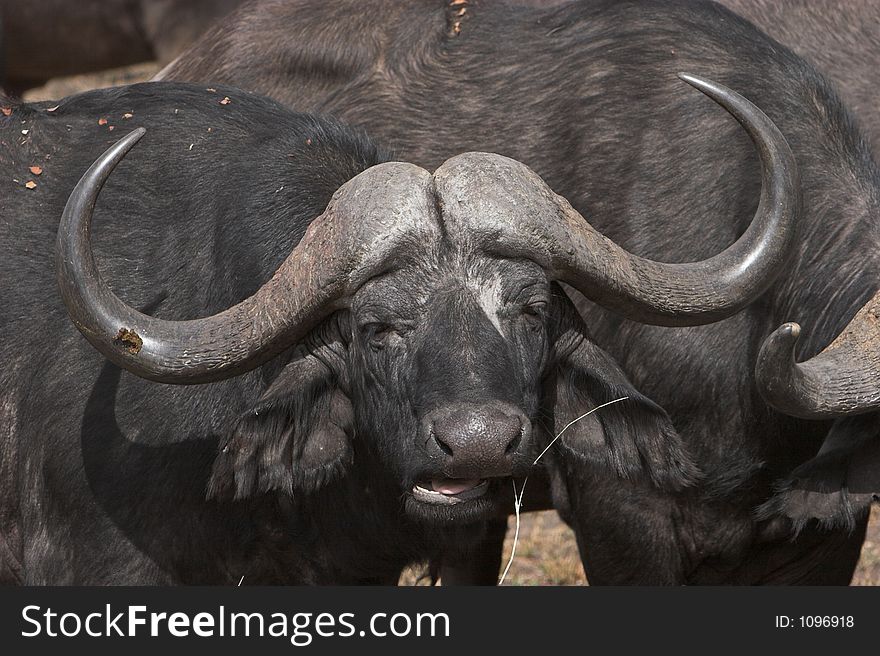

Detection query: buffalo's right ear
(208, 319), (353, 500)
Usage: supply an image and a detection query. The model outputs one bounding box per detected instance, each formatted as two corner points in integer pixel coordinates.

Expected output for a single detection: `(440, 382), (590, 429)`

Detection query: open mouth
(411, 477), (491, 505)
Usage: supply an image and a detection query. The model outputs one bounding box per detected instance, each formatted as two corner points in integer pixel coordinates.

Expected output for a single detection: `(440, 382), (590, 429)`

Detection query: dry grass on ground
(852, 505), (880, 586)
(403, 505), (880, 586)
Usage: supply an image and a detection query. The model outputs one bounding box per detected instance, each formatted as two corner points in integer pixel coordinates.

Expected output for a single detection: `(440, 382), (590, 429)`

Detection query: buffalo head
(56, 75), (799, 522)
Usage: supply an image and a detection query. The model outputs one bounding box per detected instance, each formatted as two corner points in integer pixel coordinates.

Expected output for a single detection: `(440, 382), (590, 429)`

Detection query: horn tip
(780, 321), (801, 340)
(676, 72), (725, 99)
(677, 72), (708, 87)
(129, 126), (147, 141)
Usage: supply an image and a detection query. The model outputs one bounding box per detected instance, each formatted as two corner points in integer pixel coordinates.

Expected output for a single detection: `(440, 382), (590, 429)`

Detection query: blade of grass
(499, 396), (629, 585)
(532, 397), (629, 466)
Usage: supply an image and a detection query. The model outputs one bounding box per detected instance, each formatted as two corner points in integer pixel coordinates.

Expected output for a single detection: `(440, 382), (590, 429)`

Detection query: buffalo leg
(553, 464), (689, 585)
(438, 518), (508, 585)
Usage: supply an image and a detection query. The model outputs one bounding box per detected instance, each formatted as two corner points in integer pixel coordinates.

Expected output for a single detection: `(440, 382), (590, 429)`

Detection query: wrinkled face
(347, 254), (553, 521)
(208, 156), (694, 521)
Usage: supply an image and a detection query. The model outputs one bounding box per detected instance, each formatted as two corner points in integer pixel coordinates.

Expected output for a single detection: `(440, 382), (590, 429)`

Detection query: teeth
(411, 479), (490, 505)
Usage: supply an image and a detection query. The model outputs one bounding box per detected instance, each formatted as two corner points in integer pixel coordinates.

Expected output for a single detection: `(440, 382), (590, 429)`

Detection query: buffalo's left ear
(208, 319), (354, 500)
(545, 300), (700, 490)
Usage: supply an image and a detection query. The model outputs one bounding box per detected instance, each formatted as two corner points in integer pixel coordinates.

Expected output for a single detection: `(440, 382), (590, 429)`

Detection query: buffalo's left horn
(755, 290), (880, 419)
(434, 73), (800, 327)
(56, 128), (439, 384)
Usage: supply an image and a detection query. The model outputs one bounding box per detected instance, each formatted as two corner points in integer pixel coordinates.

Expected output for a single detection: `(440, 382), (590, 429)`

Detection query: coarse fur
(718, 0), (880, 154)
(162, 0), (880, 583)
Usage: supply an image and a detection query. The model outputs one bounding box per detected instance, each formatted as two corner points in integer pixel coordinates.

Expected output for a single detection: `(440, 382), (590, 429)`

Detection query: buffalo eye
(361, 322), (404, 349)
(520, 304), (546, 331)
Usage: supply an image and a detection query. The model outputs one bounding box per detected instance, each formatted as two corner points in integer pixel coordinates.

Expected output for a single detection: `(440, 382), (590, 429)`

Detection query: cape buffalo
(160, 0), (880, 583)
(0, 72), (795, 583)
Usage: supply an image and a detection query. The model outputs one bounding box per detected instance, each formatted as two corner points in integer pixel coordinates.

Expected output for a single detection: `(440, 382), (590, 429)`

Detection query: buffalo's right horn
(756, 290), (880, 419)
(434, 73), (800, 327)
(56, 128), (440, 384)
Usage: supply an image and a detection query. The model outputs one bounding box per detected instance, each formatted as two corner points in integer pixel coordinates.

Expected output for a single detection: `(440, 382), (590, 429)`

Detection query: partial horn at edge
(756, 290), (880, 419)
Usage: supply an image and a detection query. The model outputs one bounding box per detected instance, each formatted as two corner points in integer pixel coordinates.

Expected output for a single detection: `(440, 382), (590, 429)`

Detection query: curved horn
(434, 73), (800, 326)
(756, 290), (880, 419)
(56, 128), (438, 384)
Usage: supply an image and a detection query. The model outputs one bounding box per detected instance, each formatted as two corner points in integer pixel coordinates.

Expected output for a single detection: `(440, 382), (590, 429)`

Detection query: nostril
(432, 429), (454, 457)
(504, 420), (524, 454)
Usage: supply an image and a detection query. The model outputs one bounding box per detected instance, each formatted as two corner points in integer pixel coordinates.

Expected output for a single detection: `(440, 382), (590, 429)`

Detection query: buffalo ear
(546, 304), (700, 490)
(758, 414), (880, 534)
(208, 330), (353, 501)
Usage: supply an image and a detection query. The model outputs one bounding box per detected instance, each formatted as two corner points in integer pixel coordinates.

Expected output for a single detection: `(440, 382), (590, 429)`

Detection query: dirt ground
(22, 67), (880, 588)
(493, 505), (880, 586)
